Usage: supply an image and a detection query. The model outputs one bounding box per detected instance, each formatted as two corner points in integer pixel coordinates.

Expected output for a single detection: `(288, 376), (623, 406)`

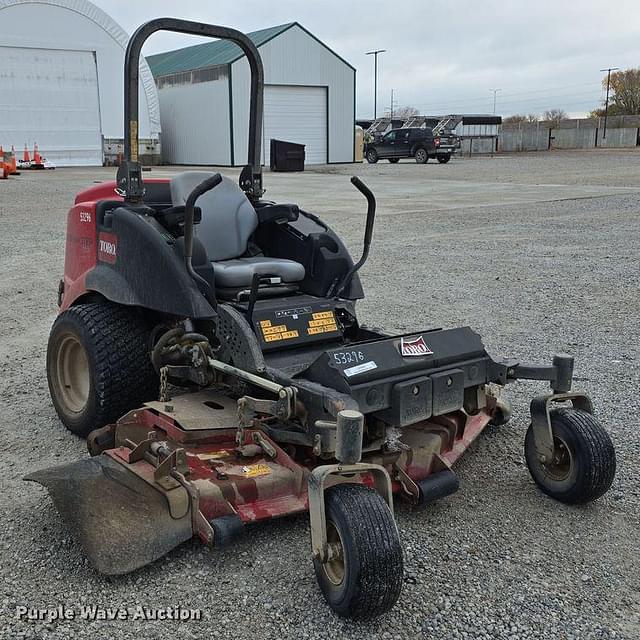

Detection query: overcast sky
(94, 0), (639, 119)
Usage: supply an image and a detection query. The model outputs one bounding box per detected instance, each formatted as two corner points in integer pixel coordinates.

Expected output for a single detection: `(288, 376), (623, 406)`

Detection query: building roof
(146, 21), (356, 77)
(146, 22), (295, 77)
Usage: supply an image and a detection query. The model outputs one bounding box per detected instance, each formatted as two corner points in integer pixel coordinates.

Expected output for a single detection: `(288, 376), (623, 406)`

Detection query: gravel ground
(1, 150), (638, 639)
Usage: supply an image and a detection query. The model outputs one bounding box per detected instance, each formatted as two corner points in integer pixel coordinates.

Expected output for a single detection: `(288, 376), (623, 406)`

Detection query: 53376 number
(333, 351), (365, 366)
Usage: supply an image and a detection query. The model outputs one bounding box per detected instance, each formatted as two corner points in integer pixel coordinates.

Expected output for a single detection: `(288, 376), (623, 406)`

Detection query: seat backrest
(170, 171), (258, 261)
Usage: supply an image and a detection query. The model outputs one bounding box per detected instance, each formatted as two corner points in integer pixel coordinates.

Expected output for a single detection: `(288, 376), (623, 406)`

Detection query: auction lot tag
(344, 361), (378, 377)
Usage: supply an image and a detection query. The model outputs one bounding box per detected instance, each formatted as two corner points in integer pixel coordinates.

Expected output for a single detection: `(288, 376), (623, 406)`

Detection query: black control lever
(184, 174), (223, 308)
(334, 176), (376, 298)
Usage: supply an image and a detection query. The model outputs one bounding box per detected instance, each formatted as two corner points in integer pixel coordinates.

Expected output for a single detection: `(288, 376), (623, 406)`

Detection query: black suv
(365, 127), (452, 164)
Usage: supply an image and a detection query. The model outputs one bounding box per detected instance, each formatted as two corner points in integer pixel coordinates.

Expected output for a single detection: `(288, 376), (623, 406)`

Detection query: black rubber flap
(25, 455), (192, 575)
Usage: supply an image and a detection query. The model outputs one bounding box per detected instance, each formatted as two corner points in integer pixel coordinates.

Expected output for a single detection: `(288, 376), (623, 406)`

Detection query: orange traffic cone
(1, 148), (8, 180)
(9, 146), (18, 174)
(23, 143), (31, 163)
(33, 143), (42, 164)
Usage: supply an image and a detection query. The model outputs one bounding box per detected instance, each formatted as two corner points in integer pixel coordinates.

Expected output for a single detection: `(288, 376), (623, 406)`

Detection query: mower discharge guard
(25, 455), (192, 575)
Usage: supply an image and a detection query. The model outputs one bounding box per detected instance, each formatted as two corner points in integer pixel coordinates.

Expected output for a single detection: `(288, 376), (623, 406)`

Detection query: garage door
(0, 47), (102, 166)
(263, 85), (327, 166)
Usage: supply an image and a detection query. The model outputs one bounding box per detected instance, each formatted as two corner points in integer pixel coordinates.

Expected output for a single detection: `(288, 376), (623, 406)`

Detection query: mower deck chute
(29, 16), (616, 621)
(25, 456), (193, 575)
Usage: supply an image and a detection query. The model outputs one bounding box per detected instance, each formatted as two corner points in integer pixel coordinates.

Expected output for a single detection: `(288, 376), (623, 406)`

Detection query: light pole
(489, 88), (502, 115)
(366, 49), (386, 119)
(600, 67), (619, 139)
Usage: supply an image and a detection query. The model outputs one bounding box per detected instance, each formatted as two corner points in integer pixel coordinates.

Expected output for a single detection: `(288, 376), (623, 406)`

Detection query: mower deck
(93, 387), (495, 529)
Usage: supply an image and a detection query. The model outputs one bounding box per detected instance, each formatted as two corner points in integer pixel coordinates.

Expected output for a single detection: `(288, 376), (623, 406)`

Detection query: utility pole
(489, 88), (501, 115)
(600, 67), (619, 139)
(390, 89), (394, 120)
(365, 49), (386, 119)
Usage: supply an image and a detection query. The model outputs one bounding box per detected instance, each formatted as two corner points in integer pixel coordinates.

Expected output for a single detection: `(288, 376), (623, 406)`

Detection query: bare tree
(385, 105), (419, 119)
(503, 113), (539, 124)
(542, 109), (568, 126)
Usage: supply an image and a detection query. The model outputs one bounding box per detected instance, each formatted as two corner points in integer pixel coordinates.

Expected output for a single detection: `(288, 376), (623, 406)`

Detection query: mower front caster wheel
(524, 408), (616, 504)
(313, 483), (403, 619)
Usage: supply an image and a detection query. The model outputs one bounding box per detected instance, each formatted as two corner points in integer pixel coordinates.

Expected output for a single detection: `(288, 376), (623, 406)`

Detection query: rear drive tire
(524, 408), (615, 504)
(415, 148), (428, 164)
(437, 154), (451, 164)
(388, 158), (400, 163)
(47, 302), (158, 437)
(313, 483), (403, 619)
(366, 149), (378, 164)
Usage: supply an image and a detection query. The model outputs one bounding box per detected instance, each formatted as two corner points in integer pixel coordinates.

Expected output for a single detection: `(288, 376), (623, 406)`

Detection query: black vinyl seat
(170, 171), (305, 288)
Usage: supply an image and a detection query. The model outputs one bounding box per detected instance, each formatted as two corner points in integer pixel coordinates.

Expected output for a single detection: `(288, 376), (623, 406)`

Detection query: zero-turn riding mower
(28, 18), (616, 620)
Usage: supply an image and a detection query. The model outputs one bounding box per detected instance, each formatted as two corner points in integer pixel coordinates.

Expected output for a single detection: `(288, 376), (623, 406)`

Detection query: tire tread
(525, 408), (615, 504)
(317, 483), (403, 619)
(48, 303), (158, 436)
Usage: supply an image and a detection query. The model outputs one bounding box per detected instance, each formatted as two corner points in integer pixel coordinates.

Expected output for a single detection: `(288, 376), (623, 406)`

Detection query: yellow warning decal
(243, 463), (271, 478)
(307, 323), (338, 335)
(262, 327), (299, 341)
(263, 324), (288, 335)
(307, 310), (338, 335)
(309, 318), (337, 328)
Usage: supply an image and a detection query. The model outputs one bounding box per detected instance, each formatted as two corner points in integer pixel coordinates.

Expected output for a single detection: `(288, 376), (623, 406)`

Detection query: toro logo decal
(98, 232), (117, 264)
(400, 335), (433, 357)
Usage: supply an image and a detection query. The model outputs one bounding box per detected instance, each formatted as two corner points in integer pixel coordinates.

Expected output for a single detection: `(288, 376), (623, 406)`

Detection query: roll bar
(119, 18), (264, 201)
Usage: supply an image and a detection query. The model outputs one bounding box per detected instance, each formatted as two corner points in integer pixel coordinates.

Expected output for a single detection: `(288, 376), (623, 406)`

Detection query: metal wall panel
(0, 0), (160, 165)
(0, 46), (102, 165)
(156, 78), (231, 164)
(231, 24), (354, 165)
(263, 85), (327, 164)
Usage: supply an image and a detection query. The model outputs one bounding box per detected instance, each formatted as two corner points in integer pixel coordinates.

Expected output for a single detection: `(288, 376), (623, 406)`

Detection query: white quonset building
(147, 22), (356, 166)
(0, 0), (160, 165)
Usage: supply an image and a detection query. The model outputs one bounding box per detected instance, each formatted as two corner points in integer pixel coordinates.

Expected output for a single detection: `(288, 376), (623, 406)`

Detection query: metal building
(147, 22), (356, 166)
(0, 0), (160, 166)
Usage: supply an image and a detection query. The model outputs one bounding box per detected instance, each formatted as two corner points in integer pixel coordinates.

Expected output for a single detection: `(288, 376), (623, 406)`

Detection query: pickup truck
(364, 127), (456, 164)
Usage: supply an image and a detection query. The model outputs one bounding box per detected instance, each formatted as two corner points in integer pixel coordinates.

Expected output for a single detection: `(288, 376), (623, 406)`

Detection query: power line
(408, 82), (602, 110)
(408, 90), (602, 113)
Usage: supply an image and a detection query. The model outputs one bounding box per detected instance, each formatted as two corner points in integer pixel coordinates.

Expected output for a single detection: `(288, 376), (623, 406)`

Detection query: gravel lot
(1, 149), (639, 639)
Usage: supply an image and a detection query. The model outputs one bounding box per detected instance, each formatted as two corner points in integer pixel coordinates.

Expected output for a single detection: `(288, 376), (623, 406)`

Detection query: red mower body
(61, 179), (172, 311)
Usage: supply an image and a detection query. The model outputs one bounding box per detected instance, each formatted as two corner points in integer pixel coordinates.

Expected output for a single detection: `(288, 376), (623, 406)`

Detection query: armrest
(155, 205), (202, 233)
(256, 203), (299, 225)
